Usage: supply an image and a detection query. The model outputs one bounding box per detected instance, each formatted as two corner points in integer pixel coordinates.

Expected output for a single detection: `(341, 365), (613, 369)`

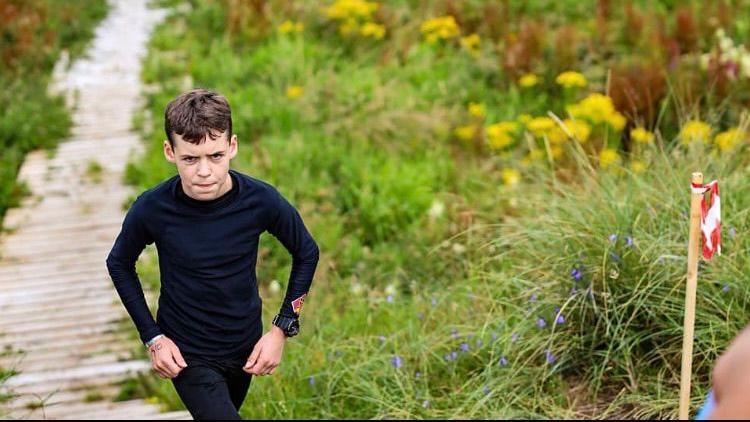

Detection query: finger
(172, 353), (186, 373)
(259, 360), (273, 376)
(244, 345), (263, 371)
(267, 363), (279, 375)
(172, 346), (188, 368)
(263, 362), (275, 375)
(247, 362), (261, 375)
(155, 364), (171, 379)
(159, 357), (180, 378)
(249, 359), (266, 376)
(153, 366), (167, 379)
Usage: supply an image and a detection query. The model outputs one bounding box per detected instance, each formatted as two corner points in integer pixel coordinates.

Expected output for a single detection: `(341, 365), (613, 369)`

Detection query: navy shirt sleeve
(266, 187), (320, 319)
(105, 196), (162, 345)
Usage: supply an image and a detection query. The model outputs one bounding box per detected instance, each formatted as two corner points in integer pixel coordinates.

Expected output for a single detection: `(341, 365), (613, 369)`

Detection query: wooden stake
(680, 172), (704, 420)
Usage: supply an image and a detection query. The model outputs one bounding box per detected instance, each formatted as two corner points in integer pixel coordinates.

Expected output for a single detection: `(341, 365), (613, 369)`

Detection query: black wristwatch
(272, 314), (300, 337)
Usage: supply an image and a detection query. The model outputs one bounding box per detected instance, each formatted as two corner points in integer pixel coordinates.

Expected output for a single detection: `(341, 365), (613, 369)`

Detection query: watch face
(287, 320), (300, 336)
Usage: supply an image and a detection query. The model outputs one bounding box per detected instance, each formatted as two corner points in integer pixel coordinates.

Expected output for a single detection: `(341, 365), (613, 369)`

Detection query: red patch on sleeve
(291, 293), (307, 315)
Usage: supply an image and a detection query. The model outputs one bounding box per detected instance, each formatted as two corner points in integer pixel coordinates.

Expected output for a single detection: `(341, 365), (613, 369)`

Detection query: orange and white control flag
(691, 180), (721, 260)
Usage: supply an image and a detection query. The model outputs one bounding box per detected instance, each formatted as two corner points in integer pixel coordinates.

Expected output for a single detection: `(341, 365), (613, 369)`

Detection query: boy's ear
(229, 134), (238, 159)
(164, 140), (176, 163)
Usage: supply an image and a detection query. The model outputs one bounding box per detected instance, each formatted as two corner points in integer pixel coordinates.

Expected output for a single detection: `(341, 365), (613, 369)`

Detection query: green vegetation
(84, 159), (104, 184)
(0, 0), (109, 226)
(122, 0), (750, 418)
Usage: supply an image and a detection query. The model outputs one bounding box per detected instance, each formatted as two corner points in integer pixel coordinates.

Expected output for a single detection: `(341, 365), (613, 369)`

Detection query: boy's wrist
(145, 334), (164, 348)
(270, 325), (288, 339)
(272, 313), (300, 337)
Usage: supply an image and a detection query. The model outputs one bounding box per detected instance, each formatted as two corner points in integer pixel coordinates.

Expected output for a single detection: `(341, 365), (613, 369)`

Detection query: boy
(106, 89), (319, 419)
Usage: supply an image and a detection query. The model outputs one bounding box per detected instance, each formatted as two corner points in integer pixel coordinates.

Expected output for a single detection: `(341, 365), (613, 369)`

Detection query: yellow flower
(599, 148), (620, 169)
(526, 117), (555, 136)
(524, 116), (573, 144)
(607, 112), (628, 132)
(468, 102), (485, 118)
(278, 20), (294, 34)
(561, 119), (591, 143)
(517, 113), (533, 125)
(630, 127), (654, 144)
(714, 127), (745, 151)
(518, 73), (539, 88)
(420, 16), (460, 43)
(608, 113), (626, 132)
(630, 160), (646, 173)
(521, 148), (545, 166)
(567, 94), (612, 123)
(486, 121), (518, 150)
(360, 22), (386, 39)
(286, 85), (304, 99)
(144, 396), (160, 405)
(324, 0), (379, 20)
(488, 121), (518, 133)
(279, 20), (304, 34)
(528, 148), (545, 160)
(567, 93), (627, 131)
(454, 125), (476, 141)
(501, 168), (521, 186)
(555, 71), (587, 88)
(547, 127), (568, 144)
(339, 19), (358, 35)
(460, 33), (481, 55)
(679, 120), (712, 145)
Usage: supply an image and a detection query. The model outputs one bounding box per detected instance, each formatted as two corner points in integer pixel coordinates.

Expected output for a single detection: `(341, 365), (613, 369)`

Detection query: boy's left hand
(243, 326), (286, 376)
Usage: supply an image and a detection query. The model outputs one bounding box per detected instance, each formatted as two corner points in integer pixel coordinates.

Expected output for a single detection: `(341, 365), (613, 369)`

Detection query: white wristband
(145, 334), (164, 348)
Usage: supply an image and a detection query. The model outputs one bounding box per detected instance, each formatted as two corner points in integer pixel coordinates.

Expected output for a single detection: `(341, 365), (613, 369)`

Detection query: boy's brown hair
(164, 88), (232, 147)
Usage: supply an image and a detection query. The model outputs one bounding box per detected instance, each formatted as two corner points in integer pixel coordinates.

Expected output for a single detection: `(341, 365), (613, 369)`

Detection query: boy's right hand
(148, 336), (188, 379)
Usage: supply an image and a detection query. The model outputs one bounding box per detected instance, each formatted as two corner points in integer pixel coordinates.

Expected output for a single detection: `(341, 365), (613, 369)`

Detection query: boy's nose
(197, 160), (211, 176)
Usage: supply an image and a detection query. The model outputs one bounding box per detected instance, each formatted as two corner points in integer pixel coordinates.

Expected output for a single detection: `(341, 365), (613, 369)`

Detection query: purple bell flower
(537, 317), (547, 328)
(571, 268), (583, 281)
(391, 355), (403, 369)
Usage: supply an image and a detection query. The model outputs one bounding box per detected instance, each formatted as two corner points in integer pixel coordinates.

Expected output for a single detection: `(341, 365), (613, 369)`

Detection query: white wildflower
(269, 279), (281, 294)
(428, 200), (445, 219)
(351, 282), (364, 295)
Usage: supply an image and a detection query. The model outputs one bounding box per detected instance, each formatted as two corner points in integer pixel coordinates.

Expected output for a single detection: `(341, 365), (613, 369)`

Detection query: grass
(85, 159), (104, 184)
(0, 0), (109, 227)
(0, 349), (20, 418)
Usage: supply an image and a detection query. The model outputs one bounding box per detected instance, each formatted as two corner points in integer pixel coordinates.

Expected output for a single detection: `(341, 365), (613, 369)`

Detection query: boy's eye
(183, 154), (222, 162)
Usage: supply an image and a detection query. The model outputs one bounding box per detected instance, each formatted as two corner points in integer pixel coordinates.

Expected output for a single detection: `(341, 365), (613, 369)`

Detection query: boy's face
(163, 131), (238, 201)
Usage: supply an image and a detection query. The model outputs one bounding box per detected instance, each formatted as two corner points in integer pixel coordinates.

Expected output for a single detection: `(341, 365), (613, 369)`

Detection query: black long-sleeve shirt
(106, 169), (319, 359)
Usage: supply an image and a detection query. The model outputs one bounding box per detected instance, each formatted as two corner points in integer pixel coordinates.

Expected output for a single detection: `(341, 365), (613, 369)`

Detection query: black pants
(171, 352), (253, 420)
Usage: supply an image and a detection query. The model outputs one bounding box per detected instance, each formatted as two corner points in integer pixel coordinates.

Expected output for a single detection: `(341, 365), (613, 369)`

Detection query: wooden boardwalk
(0, 0), (190, 419)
